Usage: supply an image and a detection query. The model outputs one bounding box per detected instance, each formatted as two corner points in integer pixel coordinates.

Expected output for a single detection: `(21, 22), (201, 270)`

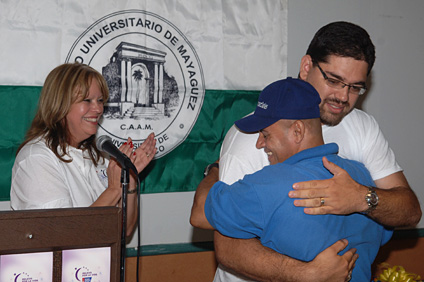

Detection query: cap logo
(257, 101), (268, 110)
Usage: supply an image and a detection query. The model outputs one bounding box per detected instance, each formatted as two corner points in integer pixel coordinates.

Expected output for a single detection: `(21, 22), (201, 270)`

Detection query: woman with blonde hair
(10, 63), (156, 234)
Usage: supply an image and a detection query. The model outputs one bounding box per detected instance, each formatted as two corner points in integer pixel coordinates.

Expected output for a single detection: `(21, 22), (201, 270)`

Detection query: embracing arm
(368, 171), (421, 226)
(215, 232), (357, 282)
(289, 157), (421, 227)
(190, 162), (219, 230)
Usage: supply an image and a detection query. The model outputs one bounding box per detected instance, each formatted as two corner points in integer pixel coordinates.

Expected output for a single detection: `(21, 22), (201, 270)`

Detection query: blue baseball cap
(235, 78), (321, 133)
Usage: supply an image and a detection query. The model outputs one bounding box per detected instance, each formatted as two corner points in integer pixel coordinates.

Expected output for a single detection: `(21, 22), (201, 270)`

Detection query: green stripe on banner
(139, 89), (259, 194)
(0, 86), (259, 200)
(0, 86), (42, 201)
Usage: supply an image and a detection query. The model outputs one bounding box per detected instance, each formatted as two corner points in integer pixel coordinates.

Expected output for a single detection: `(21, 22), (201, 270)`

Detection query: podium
(0, 206), (121, 281)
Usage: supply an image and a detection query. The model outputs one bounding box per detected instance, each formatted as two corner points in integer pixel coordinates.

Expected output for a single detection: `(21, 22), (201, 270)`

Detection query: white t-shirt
(215, 108), (402, 282)
(10, 138), (109, 209)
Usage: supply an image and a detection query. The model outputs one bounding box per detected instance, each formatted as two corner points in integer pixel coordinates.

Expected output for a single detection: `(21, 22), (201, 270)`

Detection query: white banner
(0, 0), (287, 90)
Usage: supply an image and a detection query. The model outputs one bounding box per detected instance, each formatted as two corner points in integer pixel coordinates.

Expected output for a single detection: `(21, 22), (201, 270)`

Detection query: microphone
(96, 135), (138, 174)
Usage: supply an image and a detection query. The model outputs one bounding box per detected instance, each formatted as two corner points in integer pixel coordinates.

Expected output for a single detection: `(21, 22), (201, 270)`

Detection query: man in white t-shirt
(193, 21), (422, 282)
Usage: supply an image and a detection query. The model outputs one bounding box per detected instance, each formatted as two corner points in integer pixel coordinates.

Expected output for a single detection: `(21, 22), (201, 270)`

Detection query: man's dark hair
(306, 21), (375, 75)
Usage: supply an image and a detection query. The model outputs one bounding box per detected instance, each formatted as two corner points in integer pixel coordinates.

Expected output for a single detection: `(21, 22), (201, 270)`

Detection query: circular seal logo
(66, 10), (205, 158)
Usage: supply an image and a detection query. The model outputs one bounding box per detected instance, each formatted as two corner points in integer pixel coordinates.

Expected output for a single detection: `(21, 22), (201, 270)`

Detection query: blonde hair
(18, 63), (109, 165)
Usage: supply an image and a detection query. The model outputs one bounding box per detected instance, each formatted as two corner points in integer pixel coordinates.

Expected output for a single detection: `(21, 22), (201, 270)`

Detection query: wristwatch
(365, 186), (379, 213)
(203, 162), (219, 177)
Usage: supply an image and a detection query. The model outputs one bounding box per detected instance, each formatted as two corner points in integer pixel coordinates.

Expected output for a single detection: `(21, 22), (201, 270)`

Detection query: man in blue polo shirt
(190, 77), (392, 282)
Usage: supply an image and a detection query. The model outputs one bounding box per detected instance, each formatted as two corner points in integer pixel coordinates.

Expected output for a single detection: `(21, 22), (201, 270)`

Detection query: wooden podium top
(0, 206), (121, 281)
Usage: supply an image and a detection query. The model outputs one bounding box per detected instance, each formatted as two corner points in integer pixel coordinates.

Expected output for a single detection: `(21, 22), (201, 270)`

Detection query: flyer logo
(13, 272), (39, 282)
(66, 10), (205, 158)
(74, 266), (97, 282)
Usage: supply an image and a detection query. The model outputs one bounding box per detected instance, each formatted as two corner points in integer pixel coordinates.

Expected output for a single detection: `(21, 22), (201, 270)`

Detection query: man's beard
(319, 98), (351, 126)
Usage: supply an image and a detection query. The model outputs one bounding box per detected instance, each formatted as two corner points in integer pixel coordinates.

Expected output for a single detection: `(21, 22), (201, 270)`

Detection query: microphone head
(96, 135), (112, 152)
(95, 135), (138, 174)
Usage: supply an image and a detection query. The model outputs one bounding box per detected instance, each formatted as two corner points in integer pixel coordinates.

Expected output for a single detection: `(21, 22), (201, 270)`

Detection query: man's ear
(299, 55), (313, 81)
(291, 120), (305, 144)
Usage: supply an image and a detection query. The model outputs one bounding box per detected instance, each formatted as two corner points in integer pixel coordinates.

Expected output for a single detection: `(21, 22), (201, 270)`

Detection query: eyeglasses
(315, 62), (367, 95)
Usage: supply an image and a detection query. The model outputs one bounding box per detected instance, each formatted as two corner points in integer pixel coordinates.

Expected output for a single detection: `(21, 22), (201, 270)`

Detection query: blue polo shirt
(205, 143), (392, 282)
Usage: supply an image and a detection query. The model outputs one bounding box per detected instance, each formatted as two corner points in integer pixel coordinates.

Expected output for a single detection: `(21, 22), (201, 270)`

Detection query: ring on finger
(346, 271), (352, 282)
(320, 197), (325, 207)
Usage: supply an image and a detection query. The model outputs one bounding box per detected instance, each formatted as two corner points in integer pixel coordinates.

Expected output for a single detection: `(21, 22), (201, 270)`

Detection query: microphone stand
(120, 167), (130, 282)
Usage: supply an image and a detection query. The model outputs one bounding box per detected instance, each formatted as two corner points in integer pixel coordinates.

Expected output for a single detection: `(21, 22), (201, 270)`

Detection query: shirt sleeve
(326, 110), (402, 181)
(358, 112), (402, 180)
(204, 180), (264, 239)
(11, 153), (73, 209)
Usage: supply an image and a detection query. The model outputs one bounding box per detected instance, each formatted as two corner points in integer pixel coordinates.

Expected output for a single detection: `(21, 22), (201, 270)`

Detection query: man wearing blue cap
(191, 77), (392, 282)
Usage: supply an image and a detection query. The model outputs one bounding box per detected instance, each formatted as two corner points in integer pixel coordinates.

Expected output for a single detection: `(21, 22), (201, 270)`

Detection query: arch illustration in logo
(66, 10), (205, 158)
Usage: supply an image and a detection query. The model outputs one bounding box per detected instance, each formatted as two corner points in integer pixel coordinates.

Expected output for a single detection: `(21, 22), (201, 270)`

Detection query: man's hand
(288, 157), (368, 215)
(307, 239), (357, 282)
(288, 156), (422, 227)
